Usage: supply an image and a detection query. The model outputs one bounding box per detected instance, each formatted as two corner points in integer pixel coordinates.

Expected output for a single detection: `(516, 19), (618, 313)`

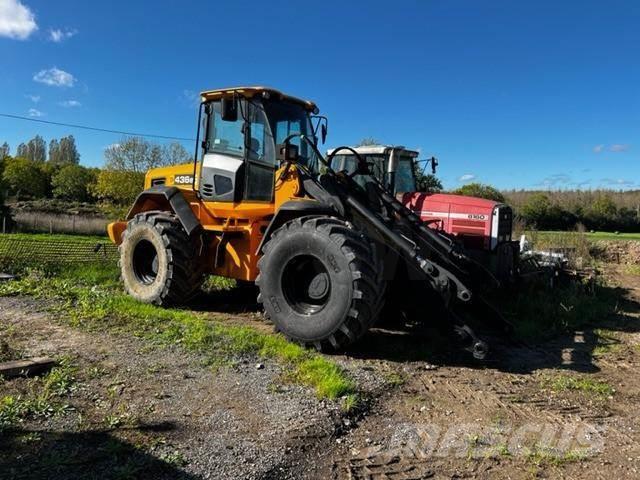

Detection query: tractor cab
(327, 144), (518, 281)
(328, 145), (419, 195)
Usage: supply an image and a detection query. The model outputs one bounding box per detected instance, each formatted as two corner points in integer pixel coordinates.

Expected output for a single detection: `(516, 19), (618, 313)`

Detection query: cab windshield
(331, 153), (417, 192)
(262, 99), (321, 173)
(395, 157), (417, 192)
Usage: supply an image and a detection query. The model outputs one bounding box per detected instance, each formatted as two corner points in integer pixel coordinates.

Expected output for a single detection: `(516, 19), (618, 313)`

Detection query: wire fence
(0, 234), (119, 269)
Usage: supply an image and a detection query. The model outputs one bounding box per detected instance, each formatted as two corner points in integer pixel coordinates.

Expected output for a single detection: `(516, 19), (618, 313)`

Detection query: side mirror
(431, 156), (438, 174)
(321, 124), (327, 144)
(221, 97), (238, 122)
(276, 143), (299, 163)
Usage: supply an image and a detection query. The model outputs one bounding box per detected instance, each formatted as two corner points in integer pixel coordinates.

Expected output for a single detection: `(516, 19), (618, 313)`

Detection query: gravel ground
(1, 265), (640, 479)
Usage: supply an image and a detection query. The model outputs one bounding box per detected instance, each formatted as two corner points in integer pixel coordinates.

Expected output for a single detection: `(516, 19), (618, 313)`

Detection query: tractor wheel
(256, 216), (382, 351)
(119, 211), (203, 306)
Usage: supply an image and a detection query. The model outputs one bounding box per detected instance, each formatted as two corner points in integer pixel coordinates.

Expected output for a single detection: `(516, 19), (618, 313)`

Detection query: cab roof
(199, 86), (318, 113)
(327, 145), (420, 157)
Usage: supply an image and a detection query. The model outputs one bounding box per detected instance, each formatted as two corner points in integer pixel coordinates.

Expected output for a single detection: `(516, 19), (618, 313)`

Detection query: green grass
(0, 232), (108, 243)
(525, 445), (589, 466)
(542, 374), (614, 398)
(623, 264), (640, 276)
(592, 329), (622, 356)
(0, 264), (356, 401)
(536, 231), (640, 242)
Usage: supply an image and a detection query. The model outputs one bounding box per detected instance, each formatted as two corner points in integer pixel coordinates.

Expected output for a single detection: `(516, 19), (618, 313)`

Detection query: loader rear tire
(256, 216), (382, 351)
(119, 211), (203, 306)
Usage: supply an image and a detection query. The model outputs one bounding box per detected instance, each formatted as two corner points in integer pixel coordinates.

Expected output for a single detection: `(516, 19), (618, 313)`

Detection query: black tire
(119, 211), (204, 306)
(256, 216), (382, 351)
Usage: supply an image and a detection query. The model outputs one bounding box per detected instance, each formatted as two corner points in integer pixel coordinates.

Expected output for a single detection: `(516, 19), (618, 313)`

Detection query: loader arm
(283, 135), (511, 358)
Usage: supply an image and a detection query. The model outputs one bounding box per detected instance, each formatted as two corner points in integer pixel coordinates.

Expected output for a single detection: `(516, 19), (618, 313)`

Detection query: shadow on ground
(190, 283), (261, 314)
(349, 282), (640, 375)
(0, 422), (196, 480)
(189, 274), (640, 376)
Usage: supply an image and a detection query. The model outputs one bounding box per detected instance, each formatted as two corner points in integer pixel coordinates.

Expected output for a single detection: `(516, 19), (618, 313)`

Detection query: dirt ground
(1, 266), (639, 479)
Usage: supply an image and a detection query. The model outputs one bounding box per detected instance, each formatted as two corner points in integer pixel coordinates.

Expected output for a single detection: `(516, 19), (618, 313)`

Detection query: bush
(51, 164), (97, 202)
(453, 183), (505, 202)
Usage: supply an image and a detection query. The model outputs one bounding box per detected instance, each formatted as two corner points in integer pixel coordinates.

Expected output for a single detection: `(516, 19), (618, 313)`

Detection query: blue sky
(0, 0), (638, 190)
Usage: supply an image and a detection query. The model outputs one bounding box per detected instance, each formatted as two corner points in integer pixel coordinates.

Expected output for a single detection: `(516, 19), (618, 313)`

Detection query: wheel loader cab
(198, 90), (320, 204)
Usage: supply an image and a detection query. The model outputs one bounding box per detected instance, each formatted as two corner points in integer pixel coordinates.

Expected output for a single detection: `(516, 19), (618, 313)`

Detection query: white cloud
(33, 67), (76, 87)
(609, 144), (629, 152)
(27, 108), (43, 117)
(59, 99), (81, 108)
(25, 93), (40, 103)
(48, 27), (76, 42)
(0, 0), (37, 40)
(594, 143), (630, 153)
(537, 173), (571, 187)
(458, 174), (476, 182)
(601, 177), (634, 186)
(181, 89), (201, 107)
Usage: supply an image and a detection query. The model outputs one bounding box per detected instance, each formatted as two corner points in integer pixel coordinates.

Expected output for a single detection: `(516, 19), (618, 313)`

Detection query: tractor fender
(126, 186), (201, 236)
(257, 200), (336, 254)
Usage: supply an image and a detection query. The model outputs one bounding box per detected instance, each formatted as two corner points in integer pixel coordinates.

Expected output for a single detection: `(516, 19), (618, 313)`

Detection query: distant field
(536, 231), (640, 242)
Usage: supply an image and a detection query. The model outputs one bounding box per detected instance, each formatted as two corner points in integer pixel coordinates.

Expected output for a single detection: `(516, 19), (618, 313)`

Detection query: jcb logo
(467, 214), (486, 221)
(174, 175), (194, 185)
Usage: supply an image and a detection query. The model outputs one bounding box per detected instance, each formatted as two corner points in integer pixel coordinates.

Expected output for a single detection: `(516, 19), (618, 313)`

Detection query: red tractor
(328, 145), (519, 282)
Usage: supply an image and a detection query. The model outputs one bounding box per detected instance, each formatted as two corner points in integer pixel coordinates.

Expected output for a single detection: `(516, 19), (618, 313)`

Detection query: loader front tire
(256, 216), (382, 351)
(119, 211), (203, 306)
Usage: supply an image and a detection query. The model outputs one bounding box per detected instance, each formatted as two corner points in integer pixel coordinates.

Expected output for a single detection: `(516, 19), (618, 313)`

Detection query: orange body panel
(108, 162), (307, 282)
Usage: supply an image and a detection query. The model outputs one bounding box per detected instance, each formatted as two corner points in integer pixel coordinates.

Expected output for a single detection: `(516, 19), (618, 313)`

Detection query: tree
(104, 136), (174, 173)
(0, 142), (9, 160)
(93, 169), (146, 205)
(16, 135), (46, 162)
(49, 135), (80, 165)
(519, 193), (551, 225)
(51, 164), (96, 201)
(453, 183), (505, 202)
(58, 135), (80, 165)
(587, 194), (617, 229)
(163, 142), (191, 165)
(2, 156), (48, 199)
(356, 137), (381, 147)
(415, 173), (443, 193)
(48, 139), (61, 165)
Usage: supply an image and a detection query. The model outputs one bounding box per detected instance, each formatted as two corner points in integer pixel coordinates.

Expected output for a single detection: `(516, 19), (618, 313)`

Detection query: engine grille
(497, 206), (513, 241)
(201, 183), (214, 198)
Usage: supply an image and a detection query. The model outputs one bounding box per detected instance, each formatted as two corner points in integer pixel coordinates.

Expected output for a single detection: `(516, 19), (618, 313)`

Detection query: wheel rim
(132, 239), (159, 285)
(281, 255), (331, 314)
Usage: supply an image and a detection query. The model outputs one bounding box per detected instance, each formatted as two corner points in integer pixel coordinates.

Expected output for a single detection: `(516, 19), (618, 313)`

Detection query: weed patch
(623, 264), (640, 276)
(0, 357), (77, 431)
(525, 444), (588, 466)
(501, 275), (619, 341)
(542, 374), (614, 398)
